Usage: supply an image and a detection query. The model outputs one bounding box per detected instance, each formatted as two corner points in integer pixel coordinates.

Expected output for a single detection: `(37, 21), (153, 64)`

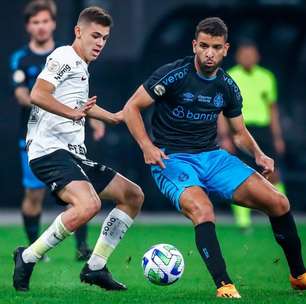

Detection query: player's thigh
(180, 186), (215, 224)
(57, 180), (100, 209)
(151, 155), (203, 211)
(233, 172), (289, 215)
(30, 149), (100, 208)
(98, 173), (143, 206)
(205, 149), (255, 201)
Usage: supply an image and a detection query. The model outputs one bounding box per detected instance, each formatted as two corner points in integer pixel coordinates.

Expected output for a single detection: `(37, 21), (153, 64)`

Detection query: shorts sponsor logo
(178, 172), (189, 182)
(54, 64), (71, 80)
(154, 84), (166, 96)
(213, 93), (224, 108)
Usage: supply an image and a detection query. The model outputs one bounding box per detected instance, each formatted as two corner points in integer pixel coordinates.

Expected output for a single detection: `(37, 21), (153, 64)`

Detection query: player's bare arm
(227, 114), (274, 177)
(217, 114), (236, 153)
(86, 104), (122, 124)
(31, 78), (95, 120)
(123, 85), (168, 169)
(15, 87), (32, 107)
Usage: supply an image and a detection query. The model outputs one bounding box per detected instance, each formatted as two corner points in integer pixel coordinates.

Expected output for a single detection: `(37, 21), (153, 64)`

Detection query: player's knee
(124, 185), (144, 211)
(271, 192), (290, 216)
(184, 202), (215, 224)
(81, 197), (101, 219)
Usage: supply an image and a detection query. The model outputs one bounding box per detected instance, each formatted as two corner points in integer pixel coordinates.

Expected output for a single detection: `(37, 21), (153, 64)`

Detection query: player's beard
(197, 56), (223, 76)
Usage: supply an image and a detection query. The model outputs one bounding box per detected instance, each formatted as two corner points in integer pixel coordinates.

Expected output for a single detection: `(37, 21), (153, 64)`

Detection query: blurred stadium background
(1, 0), (306, 213)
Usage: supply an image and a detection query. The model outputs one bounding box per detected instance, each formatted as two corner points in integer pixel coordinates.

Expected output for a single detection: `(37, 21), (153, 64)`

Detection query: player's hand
(142, 143), (169, 169)
(70, 96), (97, 120)
(255, 153), (274, 180)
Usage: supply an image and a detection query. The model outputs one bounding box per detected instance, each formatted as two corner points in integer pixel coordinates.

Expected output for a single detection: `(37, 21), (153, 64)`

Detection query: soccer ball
(142, 243), (184, 285)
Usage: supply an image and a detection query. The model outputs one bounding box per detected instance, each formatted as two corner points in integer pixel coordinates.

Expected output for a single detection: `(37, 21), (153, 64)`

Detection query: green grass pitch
(0, 223), (305, 304)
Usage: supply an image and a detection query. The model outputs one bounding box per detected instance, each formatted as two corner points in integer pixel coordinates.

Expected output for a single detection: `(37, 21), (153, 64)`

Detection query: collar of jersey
(196, 72), (217, 81)
(69, 45), (88, 67)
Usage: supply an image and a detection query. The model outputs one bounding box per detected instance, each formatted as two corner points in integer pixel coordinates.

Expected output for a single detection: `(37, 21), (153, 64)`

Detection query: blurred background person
(10, 0), (104, 260)
(218, 40), (286, 231)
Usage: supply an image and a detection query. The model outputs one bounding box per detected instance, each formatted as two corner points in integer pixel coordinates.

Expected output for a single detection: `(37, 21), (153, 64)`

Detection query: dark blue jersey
(143, 56), (242, 153)
(10, 45), (55, 139)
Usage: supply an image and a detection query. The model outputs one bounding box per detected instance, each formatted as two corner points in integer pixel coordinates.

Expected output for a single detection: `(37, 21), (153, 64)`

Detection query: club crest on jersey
(213, 93), (224, 108)
(154, 84), (166, 96)
(47, 59), (60, 73)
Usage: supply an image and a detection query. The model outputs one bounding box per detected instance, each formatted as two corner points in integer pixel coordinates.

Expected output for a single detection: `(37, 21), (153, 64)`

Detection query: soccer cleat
(80, 264), (127, 291)
(216, 283), (241, 298)
(13, 247), (35, 291)
(76, 244), (92, 261)
(289, 272), (306, 290)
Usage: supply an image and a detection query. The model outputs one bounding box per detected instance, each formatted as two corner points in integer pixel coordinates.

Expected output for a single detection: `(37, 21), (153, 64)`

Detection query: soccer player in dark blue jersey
(10, 0), (104, 261)
(123, 17), (306, 298)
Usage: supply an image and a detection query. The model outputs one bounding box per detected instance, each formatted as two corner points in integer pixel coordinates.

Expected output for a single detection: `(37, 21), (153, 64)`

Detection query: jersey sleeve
(10, 49), (27, 89)
(38, 48), (71, 88)
(223, 77), (243, 118)
(143, 61), (189, 100)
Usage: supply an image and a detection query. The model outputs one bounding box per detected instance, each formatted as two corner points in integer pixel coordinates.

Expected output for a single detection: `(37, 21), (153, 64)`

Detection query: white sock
(88, 208), (133, 270)
(22, 213), (73, 263)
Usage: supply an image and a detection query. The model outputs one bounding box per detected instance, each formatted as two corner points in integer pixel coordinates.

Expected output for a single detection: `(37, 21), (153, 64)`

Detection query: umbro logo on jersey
(81, 76), (87, 81)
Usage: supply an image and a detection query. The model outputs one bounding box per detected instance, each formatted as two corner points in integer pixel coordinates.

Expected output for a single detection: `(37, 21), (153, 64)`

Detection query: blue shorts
(19, 140), (45, 189)
(151, 149), (255, 211)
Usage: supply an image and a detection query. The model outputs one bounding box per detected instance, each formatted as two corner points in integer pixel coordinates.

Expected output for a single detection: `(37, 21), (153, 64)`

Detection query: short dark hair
(24, 0), (56, 23)
(195, 17), (228, 41)
(77, 6), (113, 27)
